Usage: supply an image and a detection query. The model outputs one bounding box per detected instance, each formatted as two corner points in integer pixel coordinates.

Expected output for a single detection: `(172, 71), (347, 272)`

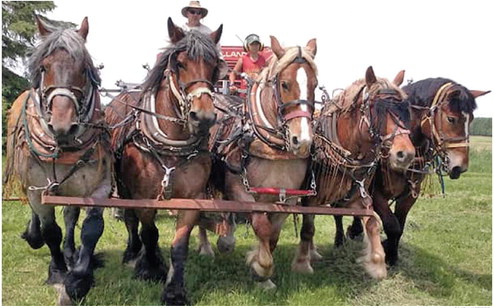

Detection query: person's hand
(229, 85), (238, 93)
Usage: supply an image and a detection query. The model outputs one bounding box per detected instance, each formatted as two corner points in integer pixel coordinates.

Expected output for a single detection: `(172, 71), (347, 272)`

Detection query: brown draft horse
(205, 36), (318, 289)
(104, 18), (223, 305)
(3, 17), (112, 304)
(292, 67), (416, 279)
(343, 77), (490, 266)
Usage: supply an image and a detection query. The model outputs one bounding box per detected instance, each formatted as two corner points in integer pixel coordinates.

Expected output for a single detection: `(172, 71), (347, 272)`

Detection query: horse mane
(403, 77), (477, 113)
(258, 45), (318, 84)
(334, 77), (407, 113)
(142, 30), (220, 93)
(28, 27), (101, 88)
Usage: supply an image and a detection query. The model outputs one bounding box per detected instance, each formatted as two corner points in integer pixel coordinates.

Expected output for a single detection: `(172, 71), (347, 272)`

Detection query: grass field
(2, 136), (491, 305)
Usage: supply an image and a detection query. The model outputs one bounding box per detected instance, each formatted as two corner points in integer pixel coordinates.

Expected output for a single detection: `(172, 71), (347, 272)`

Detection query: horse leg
(64, 206), (104, 302)
(63, 178), (111, 303)
(248, 212), (277, 289)
(122, 209), (142, 266)
(373, 191), (401, 266)
(392, 192), (419, 265)
(28, 191), (67, 285)
(133, 209), (167, 281)
(334, 215), (345, 247)
(162, 210), (200, 305)
(21, 209), (45, 249)
(357, 215), (387, 279)
(292, 214), (315, 274)
(197, 226), (215, 257)
(216, 213), (237, 254)
(347, 217), (364, 240)
(63, 206), (81, 268)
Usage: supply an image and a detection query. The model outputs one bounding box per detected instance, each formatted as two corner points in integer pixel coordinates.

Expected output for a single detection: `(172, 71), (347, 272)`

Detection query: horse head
(413, 81), (490, 179)
(336, 66), (415, 171)
(30, 16), (100, 145)
(268, 36), (318, 157)
(165, 17), (222, 136)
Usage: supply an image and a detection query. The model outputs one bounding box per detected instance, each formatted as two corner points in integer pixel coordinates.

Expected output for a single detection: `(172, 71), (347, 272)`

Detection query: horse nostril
(68, 124), (79, 135)
(291, 136), (300, 146)
(47, 124), (55, 134)
(397, 151), (405, 159)
(189, 111), (199, 122)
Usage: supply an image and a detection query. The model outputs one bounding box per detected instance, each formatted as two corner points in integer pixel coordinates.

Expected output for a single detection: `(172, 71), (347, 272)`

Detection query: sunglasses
(188, 9), (202, 15)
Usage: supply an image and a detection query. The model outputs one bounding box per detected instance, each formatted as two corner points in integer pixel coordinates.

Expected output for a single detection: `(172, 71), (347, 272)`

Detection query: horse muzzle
(188, 110), (217, 135)
(388, 148), (415, 171)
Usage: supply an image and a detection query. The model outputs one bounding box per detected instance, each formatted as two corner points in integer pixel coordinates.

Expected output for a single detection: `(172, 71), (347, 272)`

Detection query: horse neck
(154, 83), (191, 140)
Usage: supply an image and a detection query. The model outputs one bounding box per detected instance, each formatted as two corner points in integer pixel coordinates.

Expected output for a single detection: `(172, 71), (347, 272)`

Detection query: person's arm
(229, 58), (243, 92)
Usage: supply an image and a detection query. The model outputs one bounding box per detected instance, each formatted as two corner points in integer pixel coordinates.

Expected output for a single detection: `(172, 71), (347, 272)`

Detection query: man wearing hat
(180, 1), (228, 79)
(181, 1), (212, 34)
(229, 34), (267, 94)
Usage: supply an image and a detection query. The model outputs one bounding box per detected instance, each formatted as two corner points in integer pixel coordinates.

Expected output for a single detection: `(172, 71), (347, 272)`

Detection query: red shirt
(241, 54), (266, 75)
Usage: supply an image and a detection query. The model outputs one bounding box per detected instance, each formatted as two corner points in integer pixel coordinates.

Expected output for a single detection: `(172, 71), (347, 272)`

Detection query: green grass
(2, 137), (491, 305)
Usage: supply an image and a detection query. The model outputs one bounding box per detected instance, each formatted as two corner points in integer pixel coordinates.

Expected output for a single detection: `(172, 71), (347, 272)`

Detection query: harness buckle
(355, 179), (368, 199)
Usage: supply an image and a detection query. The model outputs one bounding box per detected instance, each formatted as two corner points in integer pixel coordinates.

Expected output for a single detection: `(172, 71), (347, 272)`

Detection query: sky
(42, 0), (493, 117)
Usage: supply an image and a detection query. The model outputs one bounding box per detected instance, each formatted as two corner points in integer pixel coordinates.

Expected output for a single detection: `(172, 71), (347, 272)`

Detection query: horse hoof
(134, 250), (167, 282)
(122, 248), (140, 265)
(357, 255), (387, 280)
(21, 230), (45, 249)
(64, 271), (94, 301)
(198, 243), (215, 257)
(46, 263), (67, 285)
(161, 286), (190, 305)
(310, 249), (323, 261)
(54, 284), (73, 306)
(291, 260), (314, 274)
(217, 235), (235, 254)
(256, 279), (277, 290)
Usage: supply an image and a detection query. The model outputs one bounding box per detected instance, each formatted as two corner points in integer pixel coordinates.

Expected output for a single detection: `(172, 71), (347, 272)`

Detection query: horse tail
(3, 91), (30, 197)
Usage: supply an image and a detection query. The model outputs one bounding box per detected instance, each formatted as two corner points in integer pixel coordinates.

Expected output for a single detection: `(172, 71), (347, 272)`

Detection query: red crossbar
(40, 195), (375, 217)
(249, 187), (314, 196)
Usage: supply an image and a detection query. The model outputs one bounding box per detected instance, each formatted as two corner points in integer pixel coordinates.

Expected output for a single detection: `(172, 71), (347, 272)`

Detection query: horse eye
(281, 81), (289, 91)
(447, 116), (456, 124)
(177, 62), (185, 70)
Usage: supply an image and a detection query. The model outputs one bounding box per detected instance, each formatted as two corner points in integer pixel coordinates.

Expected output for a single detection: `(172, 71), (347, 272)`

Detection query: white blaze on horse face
(463, 112), (470, 137)
(296, 67), (311, 142)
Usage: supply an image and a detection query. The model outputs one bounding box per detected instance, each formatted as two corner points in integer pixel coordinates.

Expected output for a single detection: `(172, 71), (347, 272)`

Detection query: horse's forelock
(265, 46), (318, 81)
(142, 30), (220, 93)
(403, 78), (477, 114)
(28, 28), (99, 88)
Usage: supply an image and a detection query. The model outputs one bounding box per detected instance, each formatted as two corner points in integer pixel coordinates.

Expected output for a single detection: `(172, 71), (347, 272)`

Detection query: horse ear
(393, 70), (405, 86)
(470, 90), (491, 99)
(305, 38), (317, 57)
(168, 17), (185, 43)
(270, 35), (285, 59)
(77, 17), (89, 41)
(365, 66), (377, 87)
(35, 15), (51, 37)
(210, 24), (223, 45)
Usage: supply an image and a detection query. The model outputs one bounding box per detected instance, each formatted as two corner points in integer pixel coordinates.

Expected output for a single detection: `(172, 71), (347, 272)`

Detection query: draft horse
(208, 36), (318, 289)
(104, 18), (223, 305)
(292, 67), (416, 279)
(3, 17), (112, 304)
(345, 78), (490, 265)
